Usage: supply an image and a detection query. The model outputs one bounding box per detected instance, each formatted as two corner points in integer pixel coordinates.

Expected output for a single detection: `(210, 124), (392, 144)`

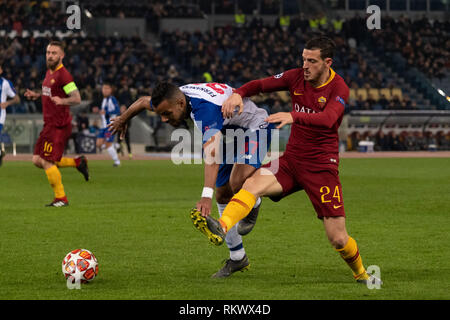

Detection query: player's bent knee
(215, 185), (233, 204)
(328, 234), (349, 249)
(229, 178), (245, 194)
(32, 155), (43, 168)
(323, 216), (349, 249)
(242, 168), (281, 198)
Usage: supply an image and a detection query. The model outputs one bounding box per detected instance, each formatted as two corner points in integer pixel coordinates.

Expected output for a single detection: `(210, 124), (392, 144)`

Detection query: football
(62, 249), (99, 284)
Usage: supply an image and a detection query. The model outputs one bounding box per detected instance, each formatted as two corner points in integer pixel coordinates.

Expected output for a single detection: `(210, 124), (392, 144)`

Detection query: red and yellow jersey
(235, 67), (349, 165)
(41, 64), (78, 127)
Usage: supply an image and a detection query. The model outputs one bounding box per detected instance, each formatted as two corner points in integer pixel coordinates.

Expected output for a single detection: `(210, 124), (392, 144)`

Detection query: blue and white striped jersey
(0, 77), (17, 125)
(100, 96), (120, 128)
(179, 83), (269, 143)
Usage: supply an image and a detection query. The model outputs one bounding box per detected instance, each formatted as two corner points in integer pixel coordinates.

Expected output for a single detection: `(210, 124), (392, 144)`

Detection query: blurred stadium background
(0, 0), (449, 157)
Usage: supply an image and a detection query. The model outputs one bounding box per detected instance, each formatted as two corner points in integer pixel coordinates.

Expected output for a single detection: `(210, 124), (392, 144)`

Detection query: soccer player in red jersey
(191, 37), (381, 285)
(25, 41), (89, 207)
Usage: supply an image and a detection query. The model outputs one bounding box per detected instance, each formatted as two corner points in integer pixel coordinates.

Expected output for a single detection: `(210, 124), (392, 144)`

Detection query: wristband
(201, 187), (214, 199)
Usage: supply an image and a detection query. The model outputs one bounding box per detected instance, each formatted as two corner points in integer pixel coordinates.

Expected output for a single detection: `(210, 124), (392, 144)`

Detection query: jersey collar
(50, 63), (64, 74)
(314, 68), (335, 89)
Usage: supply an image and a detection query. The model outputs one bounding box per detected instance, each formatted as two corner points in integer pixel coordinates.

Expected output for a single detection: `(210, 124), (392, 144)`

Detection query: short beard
(47, 58), (61, 70)
(307, 65), (328, 87)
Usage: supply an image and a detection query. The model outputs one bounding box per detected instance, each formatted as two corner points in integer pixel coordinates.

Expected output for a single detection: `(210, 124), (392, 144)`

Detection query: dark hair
(48, 40), (65, 52)
(151, 82), (180, 108)
(305, 36), (336, 60)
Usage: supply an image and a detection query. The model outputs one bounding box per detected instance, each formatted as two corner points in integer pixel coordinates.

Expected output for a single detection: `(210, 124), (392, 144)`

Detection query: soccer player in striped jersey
(0, 62), (20, 167)
(109, 82), (273, 278)
(198, 36), (382, 286)
(25, 41), (89, 207)
(96, 83), (121, 166)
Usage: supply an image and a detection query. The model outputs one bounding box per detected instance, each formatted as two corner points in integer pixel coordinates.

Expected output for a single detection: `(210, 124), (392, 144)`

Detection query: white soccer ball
(62, 249), (99, 284)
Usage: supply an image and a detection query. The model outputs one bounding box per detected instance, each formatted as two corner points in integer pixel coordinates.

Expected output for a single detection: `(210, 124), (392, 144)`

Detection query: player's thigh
(216, 163), (233, 189)
(33, 125), (65, 163)
(32, 154), (43, 168)
(300, 167), (346, 219)
(229, 163), (257, 193)
(242, 167), (283, 198)
(97, 128), (110, 146)
(32, 154), (54, 170)
(96, 138), (105, 147)
(51, 125), (71, 161)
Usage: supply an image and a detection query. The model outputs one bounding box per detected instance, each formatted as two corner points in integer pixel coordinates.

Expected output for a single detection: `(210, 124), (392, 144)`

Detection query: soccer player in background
(192, 36), (382, 285)
(0, 62), (20, 167)
(94, 83), (121, 166)
(24, 41), (89, 207)
(109, 82), (272, 278)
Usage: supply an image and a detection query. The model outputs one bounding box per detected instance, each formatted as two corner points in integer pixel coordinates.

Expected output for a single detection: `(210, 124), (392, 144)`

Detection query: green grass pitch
(0, 158), (449, 300)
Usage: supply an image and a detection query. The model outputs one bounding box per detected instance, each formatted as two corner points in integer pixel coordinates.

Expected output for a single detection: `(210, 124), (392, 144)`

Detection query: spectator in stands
(375, 131), (390, 151)
(426, 131), (438, 150)
(234, 9), (246, 28)
(355, 72), (365, 87)
(270, 100), (284, 114)
(436, 131), (448, 150)
(391, 95), (402, 109)
(392, 132), (406, 151)
(443, 133), (450, 150)
(415, 132), (427, 150)
(404, 132), (418, 151)
(76, 112), (90, 135)
(366, 94), (376, 110)
(167, 64), (181, 83)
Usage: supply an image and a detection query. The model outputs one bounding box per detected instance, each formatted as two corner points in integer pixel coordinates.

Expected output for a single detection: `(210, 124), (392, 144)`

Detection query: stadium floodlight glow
(84, 9), (93, 19)
(437, 88), (445, 96)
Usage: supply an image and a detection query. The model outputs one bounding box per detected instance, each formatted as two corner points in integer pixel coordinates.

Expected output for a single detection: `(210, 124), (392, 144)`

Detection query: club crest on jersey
(317, 96), (327, 108)
(273, 72), (284, 79)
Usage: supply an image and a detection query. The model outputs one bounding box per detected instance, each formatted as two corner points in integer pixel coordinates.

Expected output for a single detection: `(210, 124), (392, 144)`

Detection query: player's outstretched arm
(222, 72), (292, 118)
(24, 89), (41, 100)
(196, 131), (222, 217)
(108, 96), (151, 139)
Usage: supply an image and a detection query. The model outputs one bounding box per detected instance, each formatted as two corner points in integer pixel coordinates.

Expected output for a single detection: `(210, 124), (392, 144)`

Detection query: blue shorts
(97, 128), (115, 143)
(216, 124), (274, 188)
(0, 124), (3, 134)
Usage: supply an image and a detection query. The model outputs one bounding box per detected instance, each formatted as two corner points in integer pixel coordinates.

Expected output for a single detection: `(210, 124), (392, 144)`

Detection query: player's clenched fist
(221, 92), (244, 119)
(265, 112), (293, 129)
